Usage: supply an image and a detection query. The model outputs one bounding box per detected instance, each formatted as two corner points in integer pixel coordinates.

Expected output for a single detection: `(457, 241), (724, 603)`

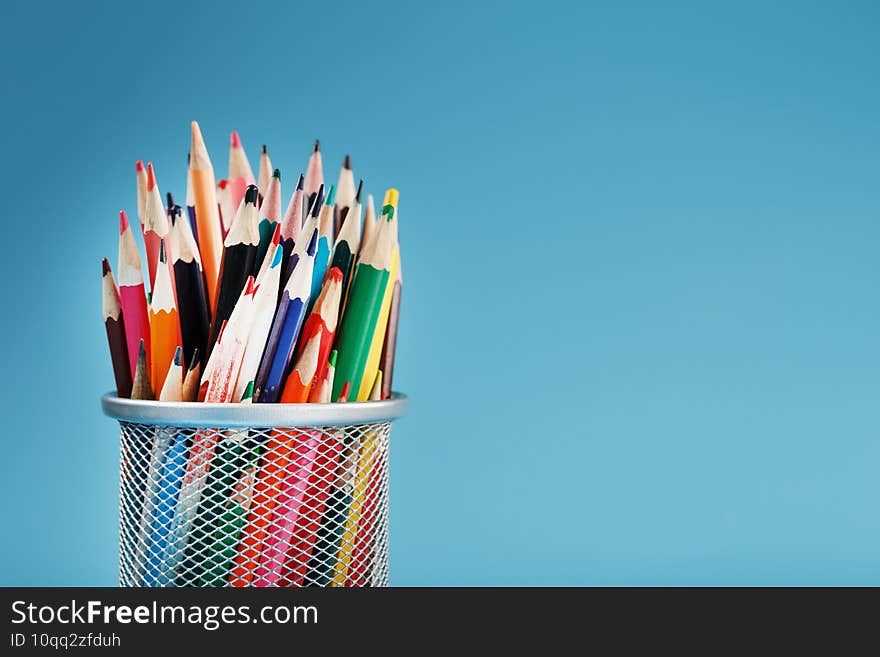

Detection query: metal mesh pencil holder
(101, 393), (408, 588)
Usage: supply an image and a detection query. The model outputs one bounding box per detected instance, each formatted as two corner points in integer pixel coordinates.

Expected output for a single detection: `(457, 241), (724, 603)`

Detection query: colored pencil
(254, 223), (281, 285)
(304, 139), (324, 211)
(200, 399), (261, 586)
(355, 190), (400, 400)
(330, 370), (383, 586)
(185, 152), (199, 249)
(143, 427), (188, 586)
(310, 184), (335, 304)
(233, 245), (283, 403)
(331, 189), (398, 401)
(379, 262), (401, 399)
(254, 228), (317, 403)
(102, 259), (132, 398)
(149, 241), (182, 392)
(118, 210), (151, 377)
(131, 339), (155, 400)
(345, 371), (385, 586)
(333, 155), (356, 239)
(158, 346), (184, 401)
(329, 180), (363, 305)
(254, 169), (282, 276)
(279, 326), (323, 403)
(135, 160), (147, 230)
(277, 353), (339, 586)
(282, 183), (323, 292)
(170, 205), (211, 368)
(190, 121), (224, 312)
(143, 162), (173, 292)
(207, 185), (259, 361)
(228, 130), (255, 213)
(309, 349), (337, 403)
(255, 342), (326, 586)
(304, 439), (355, 586)
(291, 266), (343, 403)
(257, 145), (272, 204)
(182, 422), (250, 584)
(181, 347), (202, 402)
(279, 173), (304, 276)
(205, 276), (257, 403)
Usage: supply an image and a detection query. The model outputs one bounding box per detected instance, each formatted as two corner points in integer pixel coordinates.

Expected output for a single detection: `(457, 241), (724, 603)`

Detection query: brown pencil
(102, 258), (132, 398)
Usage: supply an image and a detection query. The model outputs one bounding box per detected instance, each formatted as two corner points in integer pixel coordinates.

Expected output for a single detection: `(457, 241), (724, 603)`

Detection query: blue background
(1, 0), (878, 585)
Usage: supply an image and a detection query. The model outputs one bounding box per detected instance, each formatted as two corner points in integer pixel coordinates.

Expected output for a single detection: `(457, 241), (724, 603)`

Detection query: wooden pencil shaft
(379, 280), (401, 398)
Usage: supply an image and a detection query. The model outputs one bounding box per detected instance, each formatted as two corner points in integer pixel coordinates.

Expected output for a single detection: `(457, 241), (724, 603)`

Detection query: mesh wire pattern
(117, 420), (391, 587)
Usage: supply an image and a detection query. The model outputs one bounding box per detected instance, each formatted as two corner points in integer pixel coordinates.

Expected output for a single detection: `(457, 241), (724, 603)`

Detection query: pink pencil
(304, 139), (324, 210)
(227, 130), (255, 214)
(117, 210), (151, 376)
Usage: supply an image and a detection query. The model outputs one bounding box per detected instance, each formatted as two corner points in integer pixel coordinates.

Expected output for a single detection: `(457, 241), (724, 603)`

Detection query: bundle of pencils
(102, 122), (401, 406)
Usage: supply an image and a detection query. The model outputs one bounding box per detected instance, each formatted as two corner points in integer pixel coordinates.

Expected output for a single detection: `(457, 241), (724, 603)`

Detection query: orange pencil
(149, 241), (182, 392)
(298, 266), (344, 402)
(279, 326), (324, 403)
(190, 121), (224, 312)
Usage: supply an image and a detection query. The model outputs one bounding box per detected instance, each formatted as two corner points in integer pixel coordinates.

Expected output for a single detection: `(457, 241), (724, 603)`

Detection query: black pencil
(206, 184), (259, 360)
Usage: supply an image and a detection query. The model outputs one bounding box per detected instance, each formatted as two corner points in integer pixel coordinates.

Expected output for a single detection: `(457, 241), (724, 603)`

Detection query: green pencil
(332, 188), (398, 401)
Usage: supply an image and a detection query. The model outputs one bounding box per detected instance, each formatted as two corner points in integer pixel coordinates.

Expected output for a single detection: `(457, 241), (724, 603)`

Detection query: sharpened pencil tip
(313, 139), (320, 152)
(173, 346), (183, 366)
(262, 144), (267, 154)
(343, 154), (351, 169)
(102, 258), (111, 276)
(159, 239), (166, 263)
(136, 160), (144, 172)
(244, 184), (259, 205)
(230, 130), (241, 148)
(188, 347), (201, 372)
(166, 192), (174, 209)
(119, 210), (130, 234)
(329, 349), (338, 368)
(355, 179), (363, 203)
(242, 380), (255, 401)
(312, 184), (325, 216)
(325, 184), (336, 207)
(307, 228), (318, 256)
(272, 168), (281, 180)
(146, 162), (156, 190)
(138, 338), (147, 359)
(296, 173), (304, 190)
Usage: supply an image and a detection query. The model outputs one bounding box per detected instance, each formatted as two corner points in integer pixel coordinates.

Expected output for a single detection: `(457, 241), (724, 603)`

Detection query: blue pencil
(143, 432), (189, 586)
(254, 228), (318, 403)
(310, 184), (335, 303)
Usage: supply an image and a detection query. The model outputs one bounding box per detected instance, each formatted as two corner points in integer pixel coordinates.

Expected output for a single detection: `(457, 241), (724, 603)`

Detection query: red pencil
(142, 163), (173, 293)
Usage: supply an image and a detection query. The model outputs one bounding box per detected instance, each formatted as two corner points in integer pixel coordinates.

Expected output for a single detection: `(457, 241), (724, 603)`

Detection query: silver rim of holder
(102, 392), (409, 428)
